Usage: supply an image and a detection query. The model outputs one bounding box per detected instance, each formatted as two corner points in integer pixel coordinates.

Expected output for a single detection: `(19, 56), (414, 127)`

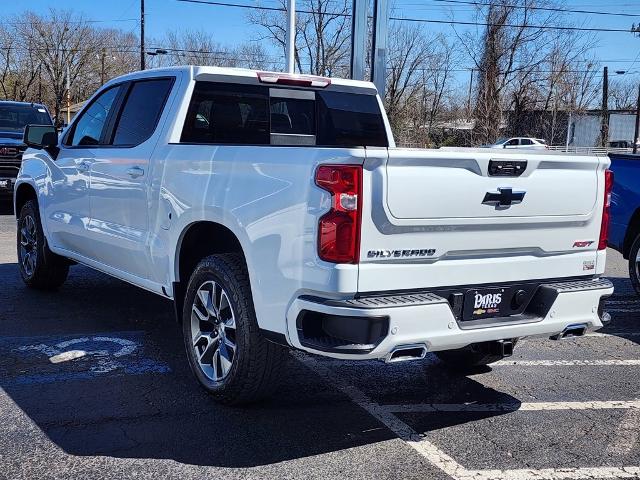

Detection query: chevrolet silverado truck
(0, 101), (52, 199)
(14, 66), (614, 404)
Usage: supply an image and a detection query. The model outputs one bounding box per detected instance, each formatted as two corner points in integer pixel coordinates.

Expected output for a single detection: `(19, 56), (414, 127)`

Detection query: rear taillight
(315, 165), (362, 263)
(598, 169), (614, 250)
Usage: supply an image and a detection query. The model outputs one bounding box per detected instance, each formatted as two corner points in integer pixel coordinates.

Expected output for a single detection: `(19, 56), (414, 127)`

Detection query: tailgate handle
(488, 160), (527, 177)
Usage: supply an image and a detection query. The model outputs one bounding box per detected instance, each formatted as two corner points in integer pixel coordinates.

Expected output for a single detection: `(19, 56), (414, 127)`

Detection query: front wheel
(181, 253), (287, 405)
(628, 234), (640, 296)
(17, 200), (69, 290)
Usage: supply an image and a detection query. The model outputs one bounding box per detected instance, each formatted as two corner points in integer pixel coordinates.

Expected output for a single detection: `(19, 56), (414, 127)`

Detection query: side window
(112, 78), (174, 146)
(316, 91), (388, 147)
(181, 82), (269, 144)
(67, 85), (120, 146)
(505, 139), (519, 146)
(520, 138), (533, 145)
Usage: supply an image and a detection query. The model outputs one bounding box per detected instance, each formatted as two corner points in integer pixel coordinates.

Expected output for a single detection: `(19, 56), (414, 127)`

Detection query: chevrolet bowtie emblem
(482, 187), (526, 207)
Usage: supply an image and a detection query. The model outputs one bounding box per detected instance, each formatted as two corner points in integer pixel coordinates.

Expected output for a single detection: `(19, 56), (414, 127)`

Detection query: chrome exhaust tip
(385, 344), (428, 363)
(550, 323), (588, 341)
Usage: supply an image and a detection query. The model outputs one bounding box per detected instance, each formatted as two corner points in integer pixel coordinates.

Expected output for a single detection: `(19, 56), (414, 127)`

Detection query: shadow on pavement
(0, 262), (521, 467)
(599, 276), (640, 345)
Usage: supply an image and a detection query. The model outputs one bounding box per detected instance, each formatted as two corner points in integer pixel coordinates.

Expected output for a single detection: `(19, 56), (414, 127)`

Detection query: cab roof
(105, 65), (379, 95)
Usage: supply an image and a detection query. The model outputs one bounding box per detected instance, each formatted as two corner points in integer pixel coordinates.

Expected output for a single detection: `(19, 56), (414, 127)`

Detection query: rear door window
(316, 91), (387, 147)
(112, 78), (174, 146)
(181, 82), (269, 144)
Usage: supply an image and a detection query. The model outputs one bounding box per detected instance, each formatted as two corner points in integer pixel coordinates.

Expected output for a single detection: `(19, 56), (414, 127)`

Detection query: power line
(176, 0), (640, 34)
(6, 18), (139, 25)
(422, 0), (640, 18)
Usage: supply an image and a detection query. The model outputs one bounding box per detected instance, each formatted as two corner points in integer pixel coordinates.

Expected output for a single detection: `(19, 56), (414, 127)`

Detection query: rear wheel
(181, 253), (287, 405)
(628, 234), (640, 295)
(17, 200), (69, 290)
(435, 340), (518, 371)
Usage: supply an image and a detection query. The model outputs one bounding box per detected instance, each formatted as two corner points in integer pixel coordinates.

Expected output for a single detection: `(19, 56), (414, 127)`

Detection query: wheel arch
(172, 220), (248, 322)
(623, 207), (640, 259)
(14, 181), (38, 217)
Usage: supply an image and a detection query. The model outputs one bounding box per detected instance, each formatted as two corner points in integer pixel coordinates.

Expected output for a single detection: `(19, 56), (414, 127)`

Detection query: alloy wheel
(190, 280), (237, 382)
(19, 215), (38, 277)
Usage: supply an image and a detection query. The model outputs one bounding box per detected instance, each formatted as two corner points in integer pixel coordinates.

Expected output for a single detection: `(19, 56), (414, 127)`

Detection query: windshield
(494, 137), (508, 144)
(0, 104), (52, 132)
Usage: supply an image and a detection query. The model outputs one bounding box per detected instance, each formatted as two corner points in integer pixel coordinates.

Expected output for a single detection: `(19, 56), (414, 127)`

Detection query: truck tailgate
(358, 148), (609, 293)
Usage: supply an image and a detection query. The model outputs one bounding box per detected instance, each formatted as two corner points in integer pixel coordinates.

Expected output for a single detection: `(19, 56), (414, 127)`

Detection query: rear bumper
(286, 277), (614, 360)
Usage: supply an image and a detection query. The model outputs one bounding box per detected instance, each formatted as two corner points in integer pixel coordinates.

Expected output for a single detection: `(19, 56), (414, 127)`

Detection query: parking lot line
(499, 359), (640, 366)
(382, 400), (640, 413)
(297, 353), (640, 480)
(585, 331), (640, 337)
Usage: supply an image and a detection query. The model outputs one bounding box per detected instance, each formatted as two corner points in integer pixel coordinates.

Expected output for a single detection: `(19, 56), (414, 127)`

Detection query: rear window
(181, 81), (388, 148)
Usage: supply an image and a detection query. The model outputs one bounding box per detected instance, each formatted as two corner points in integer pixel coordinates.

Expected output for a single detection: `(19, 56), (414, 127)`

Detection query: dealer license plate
(462, 287), (508, 321)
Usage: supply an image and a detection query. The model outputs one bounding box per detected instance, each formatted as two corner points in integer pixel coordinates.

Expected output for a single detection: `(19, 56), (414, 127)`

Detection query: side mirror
(24, 125), (58, 149)
(503, 144), (507, 148)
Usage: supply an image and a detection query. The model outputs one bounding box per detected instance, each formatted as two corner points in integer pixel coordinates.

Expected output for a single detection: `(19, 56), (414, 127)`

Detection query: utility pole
(66, 63), (71, 126)
(285, 0), (295, 73)
(140, 0), (145, 70)
(467, 68), (475, 114)
(601, 66), (609, 148)
(371, 0), (389, 98)
(634, 82), (640, 154)
(350, 0), (367, 80)
(100, 48), (106, 85)
(37, 64), (42, 103)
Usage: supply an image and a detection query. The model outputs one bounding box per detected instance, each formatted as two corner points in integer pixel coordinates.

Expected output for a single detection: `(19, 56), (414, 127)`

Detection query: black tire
(435, 340), (518, 371)
(17, 200), (69, 290)
(628, 233), (640, 295)
(181, 253), (287, 405)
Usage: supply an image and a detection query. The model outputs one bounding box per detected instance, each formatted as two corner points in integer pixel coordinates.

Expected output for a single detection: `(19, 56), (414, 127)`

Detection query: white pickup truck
(15, 66), (613, 404)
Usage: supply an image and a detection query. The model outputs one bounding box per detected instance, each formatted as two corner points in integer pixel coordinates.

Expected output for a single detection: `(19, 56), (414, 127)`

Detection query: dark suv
(0, 101), (53, 198)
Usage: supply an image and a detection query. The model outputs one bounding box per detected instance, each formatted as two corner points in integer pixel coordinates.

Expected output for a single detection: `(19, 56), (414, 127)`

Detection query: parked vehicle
(608, 153), (640, 293)
(608, 140), (635, 149)
(486, 137), (548, 150)
(15, 66), (614, 404)
(0, 101), (52, 199)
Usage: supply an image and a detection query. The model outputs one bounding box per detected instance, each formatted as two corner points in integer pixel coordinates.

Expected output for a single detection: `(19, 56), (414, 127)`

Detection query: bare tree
(610, 77), (638, 110)
(149, 30), (272, 70)
(248, 0), (351, 76)
(15, 10), (109, 123)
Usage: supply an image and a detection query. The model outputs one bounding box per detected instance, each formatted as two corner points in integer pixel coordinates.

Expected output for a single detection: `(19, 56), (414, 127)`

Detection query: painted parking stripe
(585, 331), (640, 338)
(384, 400), (640, 413)
(297, 353), (640, 480)
(0, 331), (170, 386)
(314, 356), (640, 369)
(498, 359), (640, 366)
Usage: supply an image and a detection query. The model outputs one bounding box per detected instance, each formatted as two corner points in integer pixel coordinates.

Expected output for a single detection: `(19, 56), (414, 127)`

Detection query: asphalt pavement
(0, 203), (638, 480)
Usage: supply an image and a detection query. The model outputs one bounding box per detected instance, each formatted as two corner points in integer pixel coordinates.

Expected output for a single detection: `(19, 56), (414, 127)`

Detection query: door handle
(77, 161), (90, 173)
(126, 166), (145, 178)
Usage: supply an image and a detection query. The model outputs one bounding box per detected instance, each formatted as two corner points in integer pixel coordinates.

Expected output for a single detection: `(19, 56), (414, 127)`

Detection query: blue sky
(4, 0), (640, 80)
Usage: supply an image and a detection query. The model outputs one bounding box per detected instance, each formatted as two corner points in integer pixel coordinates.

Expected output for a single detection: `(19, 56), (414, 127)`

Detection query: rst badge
(573, 241), (594, 248)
